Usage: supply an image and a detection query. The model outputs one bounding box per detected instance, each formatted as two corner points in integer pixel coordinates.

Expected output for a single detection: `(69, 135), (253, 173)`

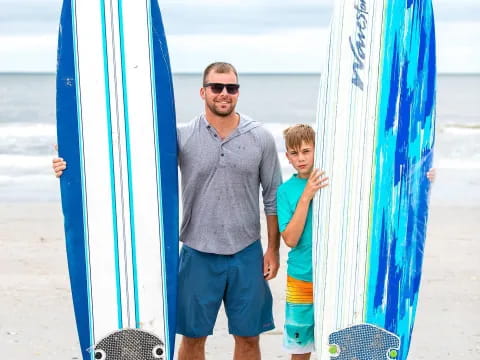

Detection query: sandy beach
(1, 168), (479, 359)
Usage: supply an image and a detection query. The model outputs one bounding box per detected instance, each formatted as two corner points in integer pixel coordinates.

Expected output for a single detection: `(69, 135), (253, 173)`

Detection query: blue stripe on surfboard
(71, 2), (98, 355)
(356, 0), (382, 314)
(100, 0), (123, 329)
(365, 2), (436, 360)
(362, 0), (386, 320)
(146, 0), (170, 353)
(71, 0), (97, 356)
(57, 1), (93, 358)
(150, 1), (179, 358)
(115, 0), (141, 328)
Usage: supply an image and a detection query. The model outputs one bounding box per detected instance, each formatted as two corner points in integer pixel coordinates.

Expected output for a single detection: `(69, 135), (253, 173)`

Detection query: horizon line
(0, 71), (479, 76)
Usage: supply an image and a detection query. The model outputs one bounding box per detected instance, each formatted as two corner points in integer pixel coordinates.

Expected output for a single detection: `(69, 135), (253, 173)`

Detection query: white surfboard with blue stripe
(312, 0), (435, 359)
(56, 1), (178, 359)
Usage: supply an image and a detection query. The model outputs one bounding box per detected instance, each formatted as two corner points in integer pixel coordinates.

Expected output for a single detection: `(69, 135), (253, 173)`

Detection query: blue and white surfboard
(312, 0), (435, 359)
(56, 1), (178, 359)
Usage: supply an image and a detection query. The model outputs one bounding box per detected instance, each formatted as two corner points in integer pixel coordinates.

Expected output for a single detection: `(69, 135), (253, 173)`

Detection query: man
(176, 62), (282, 360)
(53, 62), (282, 360)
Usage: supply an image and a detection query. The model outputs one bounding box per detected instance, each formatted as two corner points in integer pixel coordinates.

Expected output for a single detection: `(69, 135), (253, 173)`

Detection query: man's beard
(207, 101), (235, 117)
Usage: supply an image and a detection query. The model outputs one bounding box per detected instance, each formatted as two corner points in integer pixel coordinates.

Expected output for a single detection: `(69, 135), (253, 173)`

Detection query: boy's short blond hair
(283, 124), (315, 150)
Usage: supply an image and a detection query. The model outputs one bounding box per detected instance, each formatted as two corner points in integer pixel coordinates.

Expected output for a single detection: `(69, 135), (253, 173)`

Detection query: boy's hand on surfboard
(52, 157), (67, 178)
(303, 169), (329, 201)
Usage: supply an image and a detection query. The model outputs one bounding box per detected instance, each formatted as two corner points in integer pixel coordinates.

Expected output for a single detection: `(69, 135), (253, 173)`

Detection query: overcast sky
(0, 0), (479, 73)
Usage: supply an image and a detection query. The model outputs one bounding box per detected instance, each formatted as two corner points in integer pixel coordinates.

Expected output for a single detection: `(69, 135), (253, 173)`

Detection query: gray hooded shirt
(177, 113), (282, 255)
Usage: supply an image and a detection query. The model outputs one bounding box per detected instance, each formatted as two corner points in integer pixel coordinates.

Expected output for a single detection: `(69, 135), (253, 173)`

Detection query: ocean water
(0, 73), (479, 202)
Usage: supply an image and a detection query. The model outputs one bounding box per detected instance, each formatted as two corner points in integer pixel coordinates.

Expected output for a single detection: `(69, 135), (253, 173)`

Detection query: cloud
(161, 1), (332, 35)
(0, 34), (57, 72)
(0, 0), (61, 38)
(0, 0), (478, 73)
(436, 21), (480, 73)
(168, 27), (330, 73)
(435, 2), (480, 22)
(0, 0), (61, 26)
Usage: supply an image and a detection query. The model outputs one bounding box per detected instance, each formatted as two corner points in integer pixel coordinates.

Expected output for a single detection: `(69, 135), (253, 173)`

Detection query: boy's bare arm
(281, 196), (311, 248)
(281, 169), (328, 248)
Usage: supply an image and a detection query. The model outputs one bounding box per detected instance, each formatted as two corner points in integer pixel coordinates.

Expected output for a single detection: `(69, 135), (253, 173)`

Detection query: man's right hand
(52, 157), (67, 178)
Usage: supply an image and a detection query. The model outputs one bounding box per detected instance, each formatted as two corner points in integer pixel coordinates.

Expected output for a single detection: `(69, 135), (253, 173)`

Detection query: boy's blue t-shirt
(277, 174), (312, 282)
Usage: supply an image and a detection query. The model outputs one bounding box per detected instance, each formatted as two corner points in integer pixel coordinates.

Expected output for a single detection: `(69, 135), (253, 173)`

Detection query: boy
(275, 124), (435, 360)
(276, 124), (328, 360)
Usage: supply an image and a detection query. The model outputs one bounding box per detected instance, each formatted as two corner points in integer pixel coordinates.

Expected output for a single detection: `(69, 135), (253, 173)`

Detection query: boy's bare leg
(292, 353), (311, 360)
(178, 336), (207, 360)
(233, 335), (260, 360)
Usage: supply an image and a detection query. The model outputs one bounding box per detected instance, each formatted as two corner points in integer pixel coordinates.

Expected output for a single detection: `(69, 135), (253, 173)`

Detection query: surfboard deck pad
(93, 329), (165, 360)
(328, 324), (400, 360)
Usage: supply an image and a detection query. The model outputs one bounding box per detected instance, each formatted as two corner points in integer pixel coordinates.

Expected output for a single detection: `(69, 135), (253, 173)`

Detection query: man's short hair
(203, 62), (238, 84)
(283, 124), (315, 150)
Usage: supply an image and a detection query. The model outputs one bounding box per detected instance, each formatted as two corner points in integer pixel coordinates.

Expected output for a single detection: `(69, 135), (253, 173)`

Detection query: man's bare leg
(233, 335), (260, 360)
(178, 336), (207, 360)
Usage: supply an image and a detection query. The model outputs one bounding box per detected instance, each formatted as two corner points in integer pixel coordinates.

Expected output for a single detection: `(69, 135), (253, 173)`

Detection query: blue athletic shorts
(176, 240), (275, 338)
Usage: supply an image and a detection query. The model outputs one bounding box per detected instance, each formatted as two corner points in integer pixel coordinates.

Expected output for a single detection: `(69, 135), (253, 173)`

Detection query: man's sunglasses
(203, 83), (240, 95)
